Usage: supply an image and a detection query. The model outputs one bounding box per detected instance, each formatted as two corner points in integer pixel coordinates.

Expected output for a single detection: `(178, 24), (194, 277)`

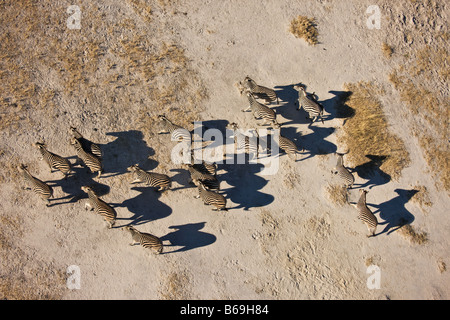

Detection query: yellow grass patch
(337, 81), (410, 180)
(289, 16), (319, 46)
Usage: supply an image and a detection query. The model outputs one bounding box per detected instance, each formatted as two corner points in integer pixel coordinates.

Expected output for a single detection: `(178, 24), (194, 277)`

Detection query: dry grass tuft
(289, 16), (319, 46)
(410, 185), (432, 213)
(337, 81), (410, 180)
(325, 184), (348, 206)
(159, 271), (191, 300)
(437, 259), (446, 273)
(381, 42), (394, 58)
(397, 224), (428, 245)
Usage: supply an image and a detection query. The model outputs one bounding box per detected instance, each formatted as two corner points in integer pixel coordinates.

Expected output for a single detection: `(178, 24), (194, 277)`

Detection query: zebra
(278, 135), (302, 161)
(190, 156), (218, 176)
(186, 164), (220, 190)
(294, 85), (324, 124)
(194, 181), (227, 211)
(355, 189), (378, 237)
(17, 164), (53, 206)
(332, 152), (354, 189)
(125, 226), (163, 254)
(242, 92), (280, 128)
(239, 76), (279, 104)
(34, 142), (72, 178)
(70, 137), (103, 178)
(157, 114), (191, 143)
(127, 164), (171, 191)
(69, 127), (102, 161)
(81, 186), (116, 228)
(226, 122), (259, 159)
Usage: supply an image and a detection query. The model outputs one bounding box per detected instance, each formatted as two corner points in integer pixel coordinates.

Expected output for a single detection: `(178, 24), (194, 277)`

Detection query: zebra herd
(17, 76), (379, 258)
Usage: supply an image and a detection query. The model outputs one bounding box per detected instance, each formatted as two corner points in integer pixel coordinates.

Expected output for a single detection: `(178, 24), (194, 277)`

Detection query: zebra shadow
(100, 130), (156, 178)
(219, 162), (274, 211)
(191, 119), (230, 141)
(352, 155), (391, 189)
(110, 186), (172, 227)
(366, 188), (417, 236)
(291, 125), (337, 160)
(159, 222), (217, 254)
(46, 165), (110, 207)
(326, 90), (355, 125)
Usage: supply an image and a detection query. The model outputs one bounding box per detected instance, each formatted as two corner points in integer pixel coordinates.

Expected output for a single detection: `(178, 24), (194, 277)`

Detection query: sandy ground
(0, 0), (449, 300)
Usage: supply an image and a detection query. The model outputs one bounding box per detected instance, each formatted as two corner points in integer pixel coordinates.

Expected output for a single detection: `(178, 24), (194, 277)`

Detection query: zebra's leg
(242, 105), (252, 112)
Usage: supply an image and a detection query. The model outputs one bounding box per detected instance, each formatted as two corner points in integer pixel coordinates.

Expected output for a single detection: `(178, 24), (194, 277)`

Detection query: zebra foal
(293, 85), (324, 125)
(34, 142), (72, 178)
(17, 164), (53, 206)
(127, 164), (171, 191)
(239, 76), (279, 104)
(125, 226), (163, 254)
(81, 186), (116, 228)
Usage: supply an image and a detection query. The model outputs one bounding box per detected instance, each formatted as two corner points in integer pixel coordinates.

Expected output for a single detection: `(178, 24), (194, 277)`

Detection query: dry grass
(410, 185), (432, 213)
(437, 259), (446, 273)
(289, 16), (319, 46)
(337, 81), (410, 180)
(0, 0), (207, 299)
(325, 184), (348, 206)
(384, 3), (449, 191)
(159, 271), (191, 300)
(381, 42), (394, 58)
(397, 224), (428, 245)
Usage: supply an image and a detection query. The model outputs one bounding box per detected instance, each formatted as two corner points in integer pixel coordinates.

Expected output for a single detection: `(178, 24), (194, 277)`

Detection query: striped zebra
(157, 114), (192, 143)
(279, 135), (301, 161)
(355, 189), (378, 237)
(243, 92), (280, 128)
(127, 164), (171, 191)
(17, 164), (53, 206)
(34, 142), (72, 178)
(226, 122), (259, 159)
(294, 85), (324, 124)
(332, 153), (354, 189)
(70, 137), (103, 178)
(125, 226), (163, 254)
(195, 181), (227, 211)
(191, 156), (218, 176)
(239, 76), (279, 104)
(81, 186), (116, 228)
(69, 127), (102, 161)
(186, 164), (220, 190)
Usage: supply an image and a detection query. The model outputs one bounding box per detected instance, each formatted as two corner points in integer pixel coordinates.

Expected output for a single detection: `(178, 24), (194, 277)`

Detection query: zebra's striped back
(279, 135), (299, 160)
(127, 164), (171, 191)
(157, 115), (191, 143)
(126, 226), (163, 254)
(35, 142), (71, 178)
(356, 189), (378, 237)
(333, 153), (354, 188)
(81, 186), (116, 228)
(244, 92), (280, 128)
(70, 138), (103, 178)
(196, 181), (227, 211)
(191, 157), (217, 176)
(187, 164), (217, 182)
(69, 127), (102, 160)
(17, 164), (53, 206)
(241, 77), (279, 104)
(294, 85), (324, 124)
